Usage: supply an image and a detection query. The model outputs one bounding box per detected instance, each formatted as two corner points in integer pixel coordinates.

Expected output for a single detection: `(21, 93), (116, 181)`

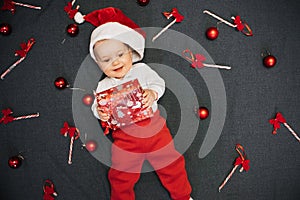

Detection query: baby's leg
(146, 126), (192, 200)
(108, 168), (141, 200)
(154, 156), (192, 200)
(109, 133), (145, 200)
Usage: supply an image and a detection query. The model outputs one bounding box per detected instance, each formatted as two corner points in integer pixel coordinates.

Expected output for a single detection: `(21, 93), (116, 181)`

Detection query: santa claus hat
(74, 7), (146, 63)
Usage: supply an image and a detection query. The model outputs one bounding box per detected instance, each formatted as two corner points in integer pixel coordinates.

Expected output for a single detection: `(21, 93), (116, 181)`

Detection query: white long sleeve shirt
(91, 63), (165, 119)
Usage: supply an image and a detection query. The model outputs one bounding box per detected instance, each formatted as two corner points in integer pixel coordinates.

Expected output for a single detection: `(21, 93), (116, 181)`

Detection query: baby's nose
(112, 57), (120, 65)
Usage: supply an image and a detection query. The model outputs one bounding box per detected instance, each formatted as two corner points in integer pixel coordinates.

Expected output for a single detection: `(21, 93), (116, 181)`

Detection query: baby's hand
(97, 107), (110, 121)
(142, 89), (158, 108)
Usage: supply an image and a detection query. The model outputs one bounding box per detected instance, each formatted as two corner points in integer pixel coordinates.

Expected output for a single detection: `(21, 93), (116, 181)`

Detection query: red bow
(43, 180), (57, 200)
(234, 144), (250, 171)
(192, 54), (206, 68)
(1, 0), (15, 14)
(233, 15), (253, 36)
(182, 49), (206, 68)
(64, 1), (79, 19)
(163, 8), (184, 23)
(15, 38), (35, 58)
(60, 122), (79, 138)
(233, 16), (244, 31)
(0, 108), (14, 124)
(234, 156), (250, 171)
(269, 112), (286, 134)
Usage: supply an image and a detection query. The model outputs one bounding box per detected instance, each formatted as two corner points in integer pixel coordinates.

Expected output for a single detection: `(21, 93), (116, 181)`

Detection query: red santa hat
(74, 7), (146, 63)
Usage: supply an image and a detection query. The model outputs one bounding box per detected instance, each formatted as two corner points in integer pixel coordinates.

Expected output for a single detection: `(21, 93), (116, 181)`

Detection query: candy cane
(269, 112), (300, 142)
(182, 49), (231, 70)
(203, 10), (253, 36)
(68, 136), (75, 164)
(152, 8), (184, 42)
(218, 144), (250, 192)
(0, 108), (39, 124)
(152, 19), (176, 42)
(203, 10), (236, 28)
(1, 38), (35, 80)
(1, 57), (25, 79)
(2, 0), (41, 14)
(60, 122), (80, 164)
(202, 63), (231, 70)
(68, 128), (80, 164)
(13, 112), (39, 121)
(218, 165), (239, 192)
(283, 123), (300, 142)
(12, 1), (41, 10)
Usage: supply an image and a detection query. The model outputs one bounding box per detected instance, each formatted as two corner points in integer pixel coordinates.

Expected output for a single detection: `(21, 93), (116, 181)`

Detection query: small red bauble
(66, 24), (79, 37)
(82, 94), (94, 106)
(85, 140), (97, 152)
(198, 107), (209, 120)
(54, 77), (69, 90)
(0, 23), (12, 36)
(137, 0), (150, 6)
(206, 27), (219, 40)
(8, 155), (24, 169)
(263, 55), (277, 68)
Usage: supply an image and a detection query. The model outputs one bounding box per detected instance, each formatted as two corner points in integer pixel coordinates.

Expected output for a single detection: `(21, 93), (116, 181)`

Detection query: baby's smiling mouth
(113, 66), (123, 72)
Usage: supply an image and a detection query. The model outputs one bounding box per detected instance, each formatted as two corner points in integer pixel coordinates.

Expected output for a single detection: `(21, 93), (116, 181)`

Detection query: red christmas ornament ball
(137, 0), (150, 6)
(82, 94), (94, 106)
(263, 55), (277, 68)
(206, 27), (219, 40)
(0, 23), (12, 36)
(54, 77), (68, 90)
(8, 155), (23, 169)
(85, 140), (97, 152)
(198, 107), (209, 120)
(66, 23), (79, 37)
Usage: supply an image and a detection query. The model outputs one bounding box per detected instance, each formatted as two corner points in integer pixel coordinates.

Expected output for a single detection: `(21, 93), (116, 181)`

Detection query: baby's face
(93, 39), (133, 79)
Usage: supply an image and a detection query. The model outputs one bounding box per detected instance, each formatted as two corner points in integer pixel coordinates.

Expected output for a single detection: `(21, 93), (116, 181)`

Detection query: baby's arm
(142, 89), (158, 108)
(141, 64), (165, 100)
(92, 99), (110, 121)
(91, 81), (110, 121)
(137, 63), (165, 108)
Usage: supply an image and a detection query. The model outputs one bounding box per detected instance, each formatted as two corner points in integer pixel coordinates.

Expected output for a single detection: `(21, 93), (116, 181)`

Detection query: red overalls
(108, 110), (192, 200)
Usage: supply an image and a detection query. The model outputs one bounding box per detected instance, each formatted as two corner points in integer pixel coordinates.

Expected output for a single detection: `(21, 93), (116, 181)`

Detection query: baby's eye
(118, 52), (124, 57)
(102, 58), (110, 63)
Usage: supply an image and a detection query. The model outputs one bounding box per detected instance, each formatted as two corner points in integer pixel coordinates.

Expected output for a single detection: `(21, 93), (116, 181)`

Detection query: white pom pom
(74, 12), (85, 24)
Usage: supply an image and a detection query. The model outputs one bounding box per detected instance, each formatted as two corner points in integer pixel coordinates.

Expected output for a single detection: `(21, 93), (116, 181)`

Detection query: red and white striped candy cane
(182, 49), (231, 70)
(269, 112), (300, 142)
(0, 108), (39, 124)
(203, 10), (236, 28)
(12, 1), (41, 10)
(203, 10), (253, 36)
(152, 8), (184, 42)
(67, 128), (80, 165)
(283, 123), (300, 142)
(1, 57), (25, 80)
(218, 144), (250, 192)
(1, 38), (35, 80)
(218, 165), (239, 192)
(13, 112), (39, 121)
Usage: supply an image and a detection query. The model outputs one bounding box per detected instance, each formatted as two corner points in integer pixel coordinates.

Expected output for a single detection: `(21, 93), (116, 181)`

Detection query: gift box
(94, 79), (153, 133)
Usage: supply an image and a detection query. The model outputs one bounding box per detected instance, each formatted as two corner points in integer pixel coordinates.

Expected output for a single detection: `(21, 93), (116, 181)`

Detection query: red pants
(108, 111), (192, 200)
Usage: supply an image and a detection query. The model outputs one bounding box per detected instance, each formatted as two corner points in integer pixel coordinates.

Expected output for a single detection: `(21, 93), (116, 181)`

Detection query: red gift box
(95, 79), (153, 133)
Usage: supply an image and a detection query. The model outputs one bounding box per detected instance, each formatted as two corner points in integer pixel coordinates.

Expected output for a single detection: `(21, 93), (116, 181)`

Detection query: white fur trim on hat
(74, 12), (85, 24)
(89, 22), (145, 63)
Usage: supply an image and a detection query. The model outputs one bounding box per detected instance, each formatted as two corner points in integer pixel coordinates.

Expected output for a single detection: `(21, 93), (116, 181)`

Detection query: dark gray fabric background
(0, 0), (299, 199)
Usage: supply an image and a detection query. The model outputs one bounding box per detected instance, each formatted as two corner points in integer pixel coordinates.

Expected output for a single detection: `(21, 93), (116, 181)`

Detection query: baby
(90, 7), (193, 200)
